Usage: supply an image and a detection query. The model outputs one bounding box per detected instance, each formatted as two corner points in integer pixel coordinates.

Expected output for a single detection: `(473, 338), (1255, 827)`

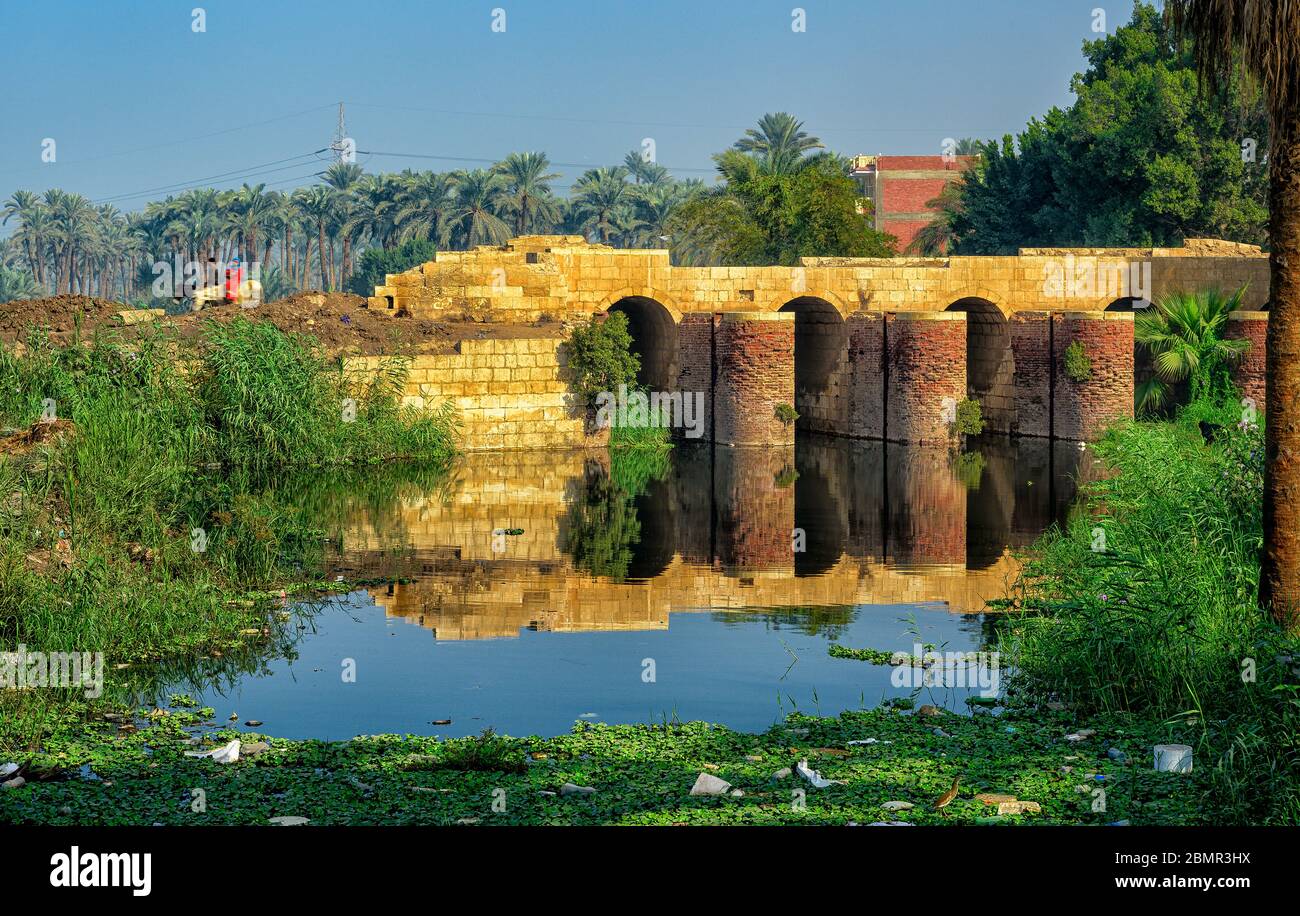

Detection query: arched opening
(607, 296), (678, 392)
(778, 297), (846, 434)
(1106, 297), (1166, 415)
(946, 298), (1014, 434)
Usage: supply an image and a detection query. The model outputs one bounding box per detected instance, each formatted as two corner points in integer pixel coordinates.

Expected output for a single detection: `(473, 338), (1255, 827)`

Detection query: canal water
(159, 436), (1088, 740)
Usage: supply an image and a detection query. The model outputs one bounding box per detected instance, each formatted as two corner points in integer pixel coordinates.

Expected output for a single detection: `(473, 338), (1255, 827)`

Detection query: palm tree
(907, 181), (965, 256)
(295, 186), (336, 290)
(1167, 0), (1300, 627)
(571, 167), (636, 244)
(451, 169), (512, 248)
(47, 190), (96, 295)
(623, 150), (670, 186)
(230, 183), (275, 267)
(393, 170), (457, 247)
(733, 112), (823, 174)
(495, 152), (560, 235)
(324, 163), (364, 288)
(0, 265), (41, 302)
(1134, 287), (1251, 413)
(2, 190), (45, 285)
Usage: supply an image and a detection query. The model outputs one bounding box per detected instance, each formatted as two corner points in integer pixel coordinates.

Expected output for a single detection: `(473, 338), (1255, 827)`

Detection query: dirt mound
(0, 295), (131, 344)
(179, 291), (458, 355)
(0, 290), (566, 357)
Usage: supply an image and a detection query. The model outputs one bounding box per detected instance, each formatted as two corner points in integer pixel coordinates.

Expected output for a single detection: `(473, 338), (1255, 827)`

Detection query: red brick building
(850, 155), (976, 253)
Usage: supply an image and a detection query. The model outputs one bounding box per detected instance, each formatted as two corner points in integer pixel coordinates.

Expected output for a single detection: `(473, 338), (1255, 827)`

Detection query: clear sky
(0, 0), (1124, 213)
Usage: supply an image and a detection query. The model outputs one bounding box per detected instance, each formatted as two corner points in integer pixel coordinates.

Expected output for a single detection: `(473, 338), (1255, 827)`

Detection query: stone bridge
(368, 235), (1269, 445)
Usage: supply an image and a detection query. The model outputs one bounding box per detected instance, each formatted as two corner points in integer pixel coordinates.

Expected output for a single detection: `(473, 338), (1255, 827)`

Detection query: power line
(0, 104), (339, 180)
(92, 151), (330, 204)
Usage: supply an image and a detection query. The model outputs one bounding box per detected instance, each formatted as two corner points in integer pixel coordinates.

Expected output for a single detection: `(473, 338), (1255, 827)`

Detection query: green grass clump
(999, 399), (1300, 824)
(0, 321), (456, 755)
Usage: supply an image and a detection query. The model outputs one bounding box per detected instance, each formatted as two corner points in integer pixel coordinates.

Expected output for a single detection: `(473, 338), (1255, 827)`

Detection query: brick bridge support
(884, 312), (967, 445)
(1224, 310), (1268, 410)
(679, 307), (1141, 446)
(1052, 312), (1134, 440)
(712, 311), (796, 446)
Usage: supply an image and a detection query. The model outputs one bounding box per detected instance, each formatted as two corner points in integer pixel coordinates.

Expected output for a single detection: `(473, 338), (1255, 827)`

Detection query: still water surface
(162, 436), (1087, 740)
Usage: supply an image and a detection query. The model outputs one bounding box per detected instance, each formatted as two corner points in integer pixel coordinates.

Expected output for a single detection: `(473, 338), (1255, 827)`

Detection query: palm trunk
(1261, 107), (1300, 631)
(318, 223), (328, 290)
(341, 235), (351, 290)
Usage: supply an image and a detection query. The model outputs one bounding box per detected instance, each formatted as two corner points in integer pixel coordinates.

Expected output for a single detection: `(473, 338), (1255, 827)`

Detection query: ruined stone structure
(365, 235), (1269, 447)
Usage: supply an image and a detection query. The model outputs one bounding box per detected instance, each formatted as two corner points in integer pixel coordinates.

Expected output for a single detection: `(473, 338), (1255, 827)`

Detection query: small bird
(933, 776), (961, 810)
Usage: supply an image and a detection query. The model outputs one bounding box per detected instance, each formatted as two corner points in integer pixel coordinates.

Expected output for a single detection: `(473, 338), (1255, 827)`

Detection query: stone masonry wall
(1011, 312), (1051, 438)
(884, 312), (967, 445)
(343, 337), (583, 451)
(847, 313), (886, 439)
(1051, 313), (1134, 440)
(1224, 311), (1268, 409)
(713, 312), (796, 446)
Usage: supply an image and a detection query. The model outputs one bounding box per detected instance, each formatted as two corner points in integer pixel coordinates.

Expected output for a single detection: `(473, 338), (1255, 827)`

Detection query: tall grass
(0, 320), (456, 753)
(1002, 398), (1300, 823)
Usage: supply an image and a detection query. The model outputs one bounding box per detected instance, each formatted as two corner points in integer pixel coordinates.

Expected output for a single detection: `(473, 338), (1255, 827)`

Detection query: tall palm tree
(571, 167), (636, 244)
(733, 112), (824, 175)
(230, 183), (275, 267)
(295, 186), (336, 290)
(2, 191), (43, 284)
(47, 190), (96, 295)
(1167, 0), (1300, 628)
(393, 170), (457, 246)
(623, 150), (670, 186)
(495, 152), (560, 236)
(451, 169), (512, 248)
(323, 163), (363, 287)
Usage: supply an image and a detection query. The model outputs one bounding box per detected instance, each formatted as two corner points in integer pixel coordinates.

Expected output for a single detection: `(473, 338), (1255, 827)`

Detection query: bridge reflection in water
(329, 436), (1089, 641)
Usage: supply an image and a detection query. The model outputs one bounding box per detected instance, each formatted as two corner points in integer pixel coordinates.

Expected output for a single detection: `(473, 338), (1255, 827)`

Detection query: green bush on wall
(954, 398), (984, 436)
(1064, 340), (1092, 382)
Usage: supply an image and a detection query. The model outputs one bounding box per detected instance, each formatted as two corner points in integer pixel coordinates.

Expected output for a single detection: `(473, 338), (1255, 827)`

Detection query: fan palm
(1135, 287), (1251, 413)
(1166, 0), (1300, 625)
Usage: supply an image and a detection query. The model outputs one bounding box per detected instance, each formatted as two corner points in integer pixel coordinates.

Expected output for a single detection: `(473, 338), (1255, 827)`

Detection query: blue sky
(0, 0), (1125, 214)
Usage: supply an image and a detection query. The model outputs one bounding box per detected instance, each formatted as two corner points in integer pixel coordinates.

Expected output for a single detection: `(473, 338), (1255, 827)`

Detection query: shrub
(953, 398), (984, 436)
(565, 312), (640, 410)
(774, 402), (799, 426)
(1063, 340), (1092, 382)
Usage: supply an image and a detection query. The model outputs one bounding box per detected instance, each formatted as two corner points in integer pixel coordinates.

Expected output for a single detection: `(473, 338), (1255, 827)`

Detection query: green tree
(494, 152), (561, 235)
(346, 238), (439, 297)
(1166, 0), (1300, 627)
(951, 3), (1269, 253)
(565, 311), (640, 408)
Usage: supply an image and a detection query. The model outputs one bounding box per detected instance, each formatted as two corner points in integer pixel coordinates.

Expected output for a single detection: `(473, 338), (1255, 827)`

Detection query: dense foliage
(345, 238), (439, 297)
(948, 3), (1269, 252)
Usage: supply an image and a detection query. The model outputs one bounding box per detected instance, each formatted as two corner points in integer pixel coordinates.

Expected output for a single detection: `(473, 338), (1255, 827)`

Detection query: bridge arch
(945, 295), (1014, 434)
(604, 293), (680, 392)
(778, 296), (847, 434)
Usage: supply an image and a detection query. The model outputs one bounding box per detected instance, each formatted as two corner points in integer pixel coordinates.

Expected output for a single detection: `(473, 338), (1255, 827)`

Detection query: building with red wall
(849, 155), (976, 253)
